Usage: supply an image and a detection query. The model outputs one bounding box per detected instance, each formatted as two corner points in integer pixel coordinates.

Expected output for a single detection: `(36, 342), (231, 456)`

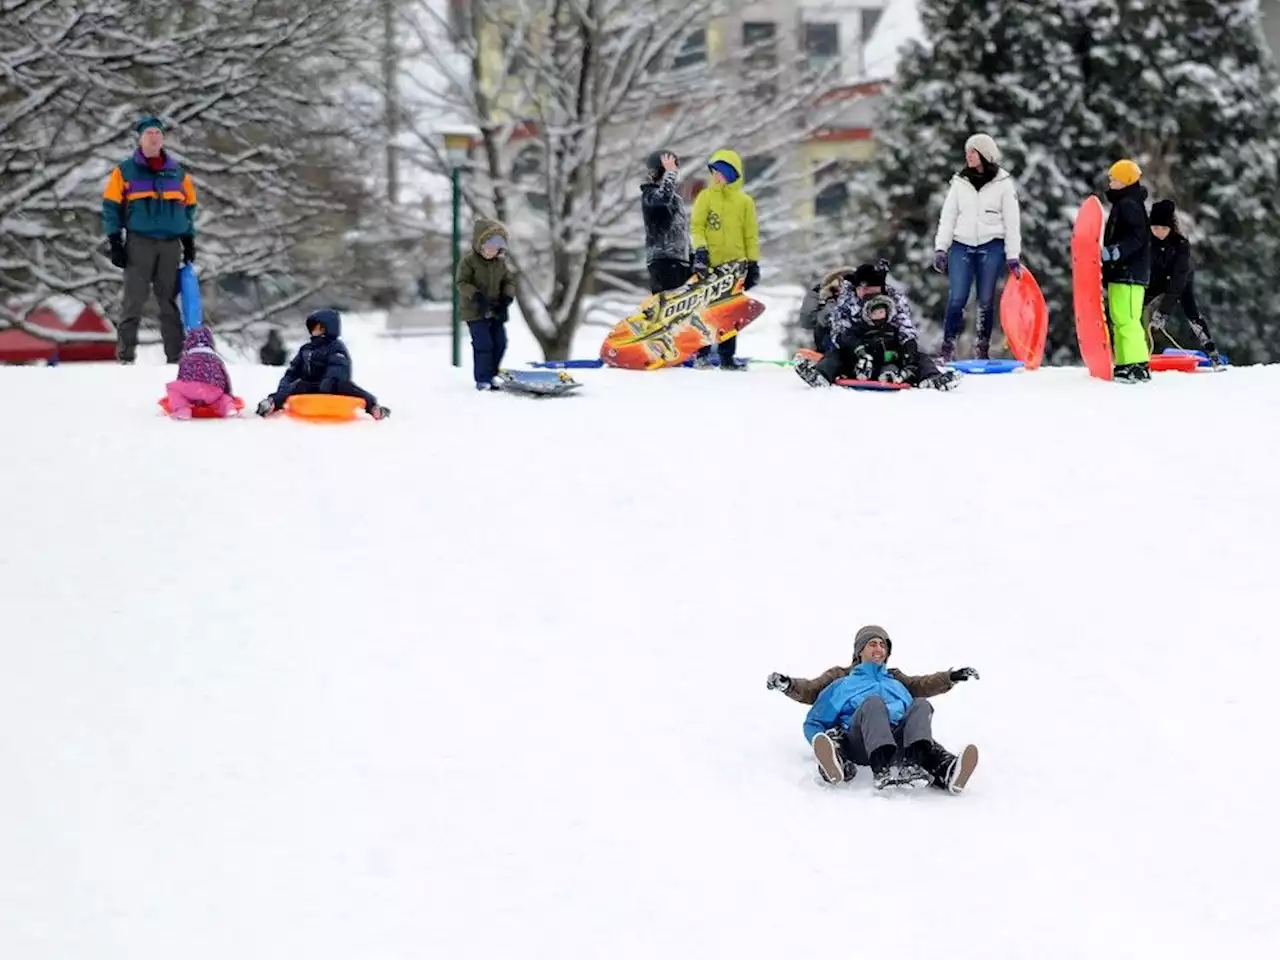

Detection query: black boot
(869, 744), (896, 790)
(921, 741), (979, 793)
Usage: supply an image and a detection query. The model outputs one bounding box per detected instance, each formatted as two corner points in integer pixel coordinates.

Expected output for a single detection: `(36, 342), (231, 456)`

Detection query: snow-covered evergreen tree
(1081, 0), (1280, 362)
(847, 0), (1280, 362)
(846, 0), (1096, 357)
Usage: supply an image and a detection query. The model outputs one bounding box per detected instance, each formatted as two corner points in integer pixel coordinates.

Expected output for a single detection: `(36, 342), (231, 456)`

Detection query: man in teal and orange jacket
(101, 116), (199, 363)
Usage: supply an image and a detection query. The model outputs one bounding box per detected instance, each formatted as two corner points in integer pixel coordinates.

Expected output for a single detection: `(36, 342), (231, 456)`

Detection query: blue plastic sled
(947, 358), (1023, 374)
(179, 264), (202, 331)
(528, 358), (604, 369)
(1163, 348), (1228, 368)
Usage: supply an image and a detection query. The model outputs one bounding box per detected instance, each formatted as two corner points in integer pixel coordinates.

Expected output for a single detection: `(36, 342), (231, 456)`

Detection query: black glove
(877, 364), (903, 384)
(473, 292), (490, 319)
(745, 261), (760, 290)
(496, 295), (512, 323)
(181, 235), (195, 264)
(108, 233), (127, 269)
(949, 667), (980, 682)
(766, 672), (792, 692)
(691, 248), (710, 277)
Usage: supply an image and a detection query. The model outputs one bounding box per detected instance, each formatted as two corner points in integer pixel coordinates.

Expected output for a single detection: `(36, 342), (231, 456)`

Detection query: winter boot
(794, 357), (829, 388)
(1113, 363), (1143, 383)
(690, 352), (713, 369)
(720, 357), (747, 371)
(974, 339), (991, 360)
(895, 743), (937, 788)
(1208, 347), (1225, 371)
(812, 730), (856, 784)
(939, 338), (956, 363)
(869, 745), (896, 790)
(920, 369), (960, 391)
(922, 742), (979, 794)
(255, 397), (276, 416)
(367, 404), (391, 420)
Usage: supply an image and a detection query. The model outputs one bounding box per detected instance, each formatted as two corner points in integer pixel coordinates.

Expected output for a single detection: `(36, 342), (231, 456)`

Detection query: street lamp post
(442, 131), (472, 368)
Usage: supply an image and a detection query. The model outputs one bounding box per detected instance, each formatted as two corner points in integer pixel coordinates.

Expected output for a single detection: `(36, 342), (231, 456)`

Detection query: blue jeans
(943, 239), (1005, 342)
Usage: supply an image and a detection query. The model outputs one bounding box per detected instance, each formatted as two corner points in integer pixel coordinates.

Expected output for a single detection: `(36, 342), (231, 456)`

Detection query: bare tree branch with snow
(0, 0), (377, 335)
(393, 0), (852, 359)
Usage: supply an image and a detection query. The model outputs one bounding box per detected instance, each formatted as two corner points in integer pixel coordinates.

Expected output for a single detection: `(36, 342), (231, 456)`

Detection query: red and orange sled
(599, 261), (766, 370)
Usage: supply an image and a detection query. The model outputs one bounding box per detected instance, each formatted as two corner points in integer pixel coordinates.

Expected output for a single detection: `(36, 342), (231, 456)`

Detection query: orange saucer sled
(284, 394), (367, 420)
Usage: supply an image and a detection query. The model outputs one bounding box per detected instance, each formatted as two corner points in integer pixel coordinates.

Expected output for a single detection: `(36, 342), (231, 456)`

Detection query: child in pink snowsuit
(166, 326), (236, 418)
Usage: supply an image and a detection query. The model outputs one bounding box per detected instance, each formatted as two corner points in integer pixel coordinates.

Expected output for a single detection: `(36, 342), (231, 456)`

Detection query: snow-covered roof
(862, 0), (923, 81)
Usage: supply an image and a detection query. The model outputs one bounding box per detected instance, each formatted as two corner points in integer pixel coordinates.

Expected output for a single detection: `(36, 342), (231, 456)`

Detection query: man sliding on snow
(766, 625), (979, 792)
(794, 261), (959, 390)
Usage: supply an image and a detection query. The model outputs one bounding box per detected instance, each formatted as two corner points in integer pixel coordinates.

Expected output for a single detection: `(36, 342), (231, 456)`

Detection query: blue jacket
(802, 662), (914, 743)
(277, 310), (353, 391)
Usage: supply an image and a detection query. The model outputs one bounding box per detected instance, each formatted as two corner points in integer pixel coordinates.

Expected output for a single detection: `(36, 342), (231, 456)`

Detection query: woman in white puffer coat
(931, 133), (1023, 362)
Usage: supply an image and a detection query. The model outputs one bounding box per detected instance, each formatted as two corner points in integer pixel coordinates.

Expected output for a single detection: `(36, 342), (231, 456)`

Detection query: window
(744, 154), (777, 198)
(814, 181), (849, 219)
(511, 143), (548, 212)
(511, 143), (542, 180)
(805, 22), (839, 73)
(742, 21), (778, 65)
(743, 21), (777, 98)
(673, 27), (707, 69)
(861, 6), (884, 43)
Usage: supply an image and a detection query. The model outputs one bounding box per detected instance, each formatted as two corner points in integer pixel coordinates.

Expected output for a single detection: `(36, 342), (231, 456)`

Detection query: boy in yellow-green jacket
(689, 149), (760, 370)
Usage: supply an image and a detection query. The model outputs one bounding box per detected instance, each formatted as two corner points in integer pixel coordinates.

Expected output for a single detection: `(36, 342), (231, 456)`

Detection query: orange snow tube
(1071, 195), (1112, 380)
(284, 394), (366, 420)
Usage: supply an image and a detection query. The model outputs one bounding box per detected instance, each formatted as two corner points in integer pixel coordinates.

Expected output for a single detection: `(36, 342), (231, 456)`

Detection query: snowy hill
(2, 313), (1278, 959)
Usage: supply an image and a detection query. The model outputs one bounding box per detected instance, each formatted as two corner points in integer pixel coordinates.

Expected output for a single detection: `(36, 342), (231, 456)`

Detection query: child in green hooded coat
(456, 217), (516, 390)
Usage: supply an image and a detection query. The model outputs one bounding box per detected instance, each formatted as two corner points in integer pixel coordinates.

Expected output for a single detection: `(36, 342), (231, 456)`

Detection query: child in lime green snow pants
(1101, 159), (1153, 382)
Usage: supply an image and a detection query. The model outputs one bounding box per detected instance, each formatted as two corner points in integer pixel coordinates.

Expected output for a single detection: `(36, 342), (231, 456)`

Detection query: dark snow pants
(841, 697), (935, 764)
(118, 234), (184, 363)
(814, 343), (941, 384)
(271, 378), (378, 412)
(467, 318), (508, 385)
(648, 258), (691, 294)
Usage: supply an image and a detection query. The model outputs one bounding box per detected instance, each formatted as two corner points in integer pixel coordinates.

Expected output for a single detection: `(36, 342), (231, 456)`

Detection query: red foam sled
(834, 378), (912, 391)
(1149, 353), (1200, 373)
(158, 395), (244, 418)
(1000, 266), (1048, 369)
(1072, 195), (1112, 380)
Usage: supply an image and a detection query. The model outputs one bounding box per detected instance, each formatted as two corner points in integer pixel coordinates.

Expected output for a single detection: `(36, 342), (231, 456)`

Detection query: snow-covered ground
(2, 308), (1277, 959)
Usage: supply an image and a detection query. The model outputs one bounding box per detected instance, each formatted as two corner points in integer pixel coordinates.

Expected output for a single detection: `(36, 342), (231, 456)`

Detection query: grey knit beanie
(852, 624), (892, 662)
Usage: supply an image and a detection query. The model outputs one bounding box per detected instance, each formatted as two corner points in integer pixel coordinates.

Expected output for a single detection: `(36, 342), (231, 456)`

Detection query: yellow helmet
(1109, 159), (1142, 186)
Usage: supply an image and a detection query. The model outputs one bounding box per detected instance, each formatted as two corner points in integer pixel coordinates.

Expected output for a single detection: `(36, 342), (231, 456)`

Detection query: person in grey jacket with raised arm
(640, 149), (691, 294)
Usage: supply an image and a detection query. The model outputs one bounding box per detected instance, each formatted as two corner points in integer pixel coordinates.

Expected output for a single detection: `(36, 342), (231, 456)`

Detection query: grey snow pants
(841, 696), (935, 764)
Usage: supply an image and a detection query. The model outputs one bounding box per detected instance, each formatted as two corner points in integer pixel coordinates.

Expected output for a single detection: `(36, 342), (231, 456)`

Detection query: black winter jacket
(1102, 182), (1151, 286)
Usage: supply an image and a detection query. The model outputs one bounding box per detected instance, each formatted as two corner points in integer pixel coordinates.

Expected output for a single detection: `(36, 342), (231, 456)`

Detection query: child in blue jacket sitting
(255, 309), (389, 419)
